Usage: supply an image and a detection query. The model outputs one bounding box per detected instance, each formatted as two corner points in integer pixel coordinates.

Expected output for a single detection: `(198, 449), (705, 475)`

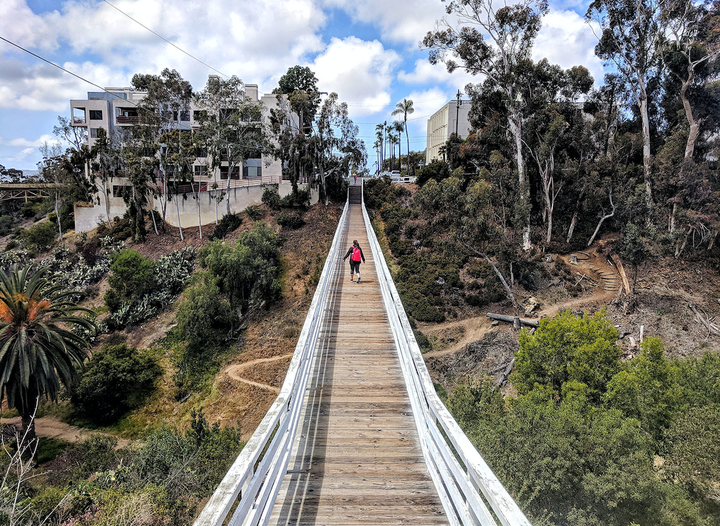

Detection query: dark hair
(353, 240), (359, 246)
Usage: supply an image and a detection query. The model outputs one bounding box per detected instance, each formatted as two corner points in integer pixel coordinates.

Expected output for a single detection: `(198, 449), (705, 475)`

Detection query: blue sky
(0, 0), (603, 172)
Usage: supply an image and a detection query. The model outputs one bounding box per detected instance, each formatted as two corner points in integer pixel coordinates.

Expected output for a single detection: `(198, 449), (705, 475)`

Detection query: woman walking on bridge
(343, 240), (365, 283)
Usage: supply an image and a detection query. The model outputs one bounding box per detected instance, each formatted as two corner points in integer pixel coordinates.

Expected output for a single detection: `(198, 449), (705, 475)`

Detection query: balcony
(116, 115), (140, 124)
(72, 117), (86, 125)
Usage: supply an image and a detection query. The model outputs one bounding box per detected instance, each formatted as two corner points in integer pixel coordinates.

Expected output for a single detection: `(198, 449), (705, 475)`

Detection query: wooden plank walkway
(268, 193), (448, 526)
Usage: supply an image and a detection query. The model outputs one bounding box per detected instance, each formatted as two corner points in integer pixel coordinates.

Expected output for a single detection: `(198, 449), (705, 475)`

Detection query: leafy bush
(261, 185), (281, 210)
(210, 213), (242, 240)
(199, 224), (282, 311)
(279, 188), (310, 209)
(244, 204), (263, 220)
(106, 249), (155, 305)
(0, 215), (13, 236)
(277, 211), (305, 229)
(0, 248), (31, 271)
(18, 221), (57, 253)
(107, 247), (196, 328)
(513, 308), (621, 402)
(72, 343), (162, 424)
(176, 272), (237, 354)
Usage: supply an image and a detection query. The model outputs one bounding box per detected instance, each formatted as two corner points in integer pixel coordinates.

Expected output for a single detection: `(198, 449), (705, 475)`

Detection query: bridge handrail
(361, 191), (532, 526)
(193, 198), (350, 526)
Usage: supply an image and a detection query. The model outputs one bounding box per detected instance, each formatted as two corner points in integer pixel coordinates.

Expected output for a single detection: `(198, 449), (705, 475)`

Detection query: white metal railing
(361, 190), (532, 526)
(193, 198), (350, 526)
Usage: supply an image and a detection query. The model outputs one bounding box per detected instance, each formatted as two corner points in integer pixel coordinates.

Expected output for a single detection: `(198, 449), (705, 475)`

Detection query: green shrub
(107, 247), (196, 328)
(514, 309), (621, 402)
(199, 224), (282, 310)
(277, 211), (305, 229)
(210, 213), (242, 240)
(261, 185), (281, 210)
(72, 343), (162, 424)
(0, 215), (13, 236)
(176, 272), (237, 354)
(245, 204), (263, 220)
(106, 249), (155, 308)
(18, 221), (57, 253)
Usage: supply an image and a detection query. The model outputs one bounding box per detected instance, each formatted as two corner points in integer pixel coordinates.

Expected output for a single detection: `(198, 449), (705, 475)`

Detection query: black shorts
(350, 260), (361, 273)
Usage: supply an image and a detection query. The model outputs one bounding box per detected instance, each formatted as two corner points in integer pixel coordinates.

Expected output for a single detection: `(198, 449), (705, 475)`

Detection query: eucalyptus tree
(313, 93), (366, 201)
(661, 0), (720, 160)
(38, 143), (67, 240)
(273, 65), (321, 133)
(120, 125), (157, 241)
(0, 266), (94, 447)
(89, 127), (122, 224)
(522, 61), (594, 243)
(392, 99), (415, 173)
(587, 0), (666, 214)
(195, 75), (272, 217)
(424, 0), (548, 249)
(132, 68), (194, 230)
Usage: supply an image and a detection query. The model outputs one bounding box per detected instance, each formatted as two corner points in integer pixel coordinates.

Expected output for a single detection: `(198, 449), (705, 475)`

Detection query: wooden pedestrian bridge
(194, 182), (531, 526)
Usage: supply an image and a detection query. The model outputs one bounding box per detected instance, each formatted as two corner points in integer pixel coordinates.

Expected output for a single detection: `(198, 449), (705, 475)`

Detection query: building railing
(150, 175), (282, 195)
(192, 198), (350, 526)
(360, 184), (532, 526)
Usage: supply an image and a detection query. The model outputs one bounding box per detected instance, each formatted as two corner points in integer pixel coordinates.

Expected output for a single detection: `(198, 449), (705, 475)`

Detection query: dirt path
(1, 416), (131, 448)
(424, 250), (621, 359)
(224, 353), (294, 393)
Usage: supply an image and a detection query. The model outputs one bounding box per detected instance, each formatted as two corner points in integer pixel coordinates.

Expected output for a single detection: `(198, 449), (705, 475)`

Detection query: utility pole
(455, 89), (462, 137)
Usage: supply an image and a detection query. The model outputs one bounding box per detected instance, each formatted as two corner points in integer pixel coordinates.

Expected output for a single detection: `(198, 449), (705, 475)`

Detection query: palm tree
(375, 124), (384, 171)
(0, 266), (94, 446)
(391, 98), (415, 174)
(393, 121), (405, 171)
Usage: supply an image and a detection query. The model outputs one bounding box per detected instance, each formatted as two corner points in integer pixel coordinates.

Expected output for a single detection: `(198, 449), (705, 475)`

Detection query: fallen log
(487, 313), (539, 328)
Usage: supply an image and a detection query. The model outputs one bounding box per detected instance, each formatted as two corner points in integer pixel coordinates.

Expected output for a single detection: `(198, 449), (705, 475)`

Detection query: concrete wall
(74, 182), (318, 233)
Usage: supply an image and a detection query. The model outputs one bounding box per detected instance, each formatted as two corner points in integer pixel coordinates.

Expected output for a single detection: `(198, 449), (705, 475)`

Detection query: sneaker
(356, 277), (361, 283)
(350, 278), (354, 282)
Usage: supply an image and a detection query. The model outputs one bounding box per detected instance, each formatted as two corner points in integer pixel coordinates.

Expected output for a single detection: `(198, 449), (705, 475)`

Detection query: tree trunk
(567, 186), (585, 243)
(174, 192), (184, 241)
(405, 121), (411, 175)
(509, 112), (530, 250)
(102, 177), (111, 224)
(588, 190), (615, 247)
(638, 78), (653, 212)
(681, 70), (699, 160)
(54, 191), (63, 241)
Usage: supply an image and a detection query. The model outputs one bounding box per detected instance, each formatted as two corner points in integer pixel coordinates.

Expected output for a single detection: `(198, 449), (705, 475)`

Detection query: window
(195, 147), (208, 158)
(193, 165), (208, 178)
(90, 128), (99, 138)
(220, 166), (240, 180)
(180, 111), (190, 121)
(112, 185), (132, 198)
(243, 165), (262, 178)
(193, 110), (207, 122)
(89, 110), (103, 120)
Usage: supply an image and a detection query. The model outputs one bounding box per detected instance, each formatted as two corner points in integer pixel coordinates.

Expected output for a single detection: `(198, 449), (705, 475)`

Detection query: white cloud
(0, 0), (329, 112)
(311, 37), (401, 117)
(14, 147), (35, 161)
(323, 0), (446, 46)
(0, 134), (58, 148)
(398, 59), (478, 89)
(533, 9), (604, 85)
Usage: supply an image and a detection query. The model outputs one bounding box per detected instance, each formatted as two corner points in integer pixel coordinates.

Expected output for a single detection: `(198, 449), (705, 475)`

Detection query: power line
(102, 0), (230, 78)
(0, 35), (140, 107)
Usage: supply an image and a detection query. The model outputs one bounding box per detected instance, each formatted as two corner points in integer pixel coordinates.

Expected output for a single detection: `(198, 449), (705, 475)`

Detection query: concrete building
(425, 100), (471, 164)
(70, 80), (312, 232)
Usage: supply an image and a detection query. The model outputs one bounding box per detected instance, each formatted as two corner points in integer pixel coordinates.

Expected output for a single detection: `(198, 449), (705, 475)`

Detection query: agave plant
(0, 265), (95, 446)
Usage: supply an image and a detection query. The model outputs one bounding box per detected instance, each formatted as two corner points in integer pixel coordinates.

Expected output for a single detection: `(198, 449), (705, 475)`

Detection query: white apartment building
(70, 80), (307, 231)
(426, 100), (471, 165)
